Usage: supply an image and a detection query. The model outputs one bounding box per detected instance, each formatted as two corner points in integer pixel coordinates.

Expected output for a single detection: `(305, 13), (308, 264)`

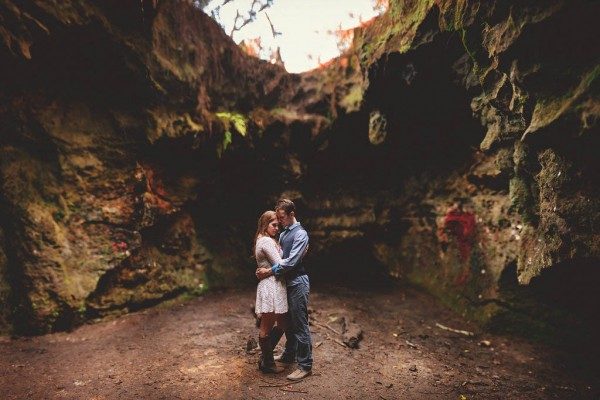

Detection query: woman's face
(266, 218), (279, 237)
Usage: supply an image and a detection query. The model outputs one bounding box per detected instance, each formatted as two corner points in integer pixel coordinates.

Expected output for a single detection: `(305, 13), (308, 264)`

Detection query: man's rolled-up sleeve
(271, 231), (308, 277)
(271, 263), (283, 276)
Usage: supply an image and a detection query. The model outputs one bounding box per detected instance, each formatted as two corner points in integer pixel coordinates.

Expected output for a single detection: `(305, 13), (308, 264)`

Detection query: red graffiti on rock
(112, 241), (128, 252)
(438, 205), (477, 286)
(443, 208), (476, 261)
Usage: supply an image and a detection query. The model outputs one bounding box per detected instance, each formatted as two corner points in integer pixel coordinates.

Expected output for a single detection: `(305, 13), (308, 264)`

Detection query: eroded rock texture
(324, 0), (599, 338)
(0, 0), (291, 333)
(0, 0), (598, 340)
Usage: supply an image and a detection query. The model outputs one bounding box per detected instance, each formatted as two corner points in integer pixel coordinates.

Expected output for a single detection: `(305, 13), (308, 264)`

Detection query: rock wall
(320, 0), (600, 335)
(0, 0), (598, 339)
(0, 0), (298, 333)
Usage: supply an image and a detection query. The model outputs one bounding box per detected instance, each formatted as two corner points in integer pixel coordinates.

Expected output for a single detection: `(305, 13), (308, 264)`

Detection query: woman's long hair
(253, 210), (277, 256)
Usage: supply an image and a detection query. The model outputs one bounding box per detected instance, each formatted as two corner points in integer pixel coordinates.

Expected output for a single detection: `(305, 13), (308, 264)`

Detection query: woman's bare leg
(259, 313), (276, 338)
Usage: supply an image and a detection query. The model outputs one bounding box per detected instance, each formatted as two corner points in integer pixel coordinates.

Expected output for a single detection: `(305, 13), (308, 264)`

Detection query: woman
(254, 210), (287, 373)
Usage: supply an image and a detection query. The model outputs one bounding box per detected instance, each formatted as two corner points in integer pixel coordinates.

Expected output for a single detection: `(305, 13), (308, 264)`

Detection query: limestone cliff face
(0, 0), (597, 337)
(268, 0), (598, 334)
(306, 0), (599, 333)
(301, 0), (599, 333)
(0, 0), (295, 333)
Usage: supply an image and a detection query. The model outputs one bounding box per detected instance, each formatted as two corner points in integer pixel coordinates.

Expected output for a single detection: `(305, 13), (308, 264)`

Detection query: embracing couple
(253, 198), (312, 381)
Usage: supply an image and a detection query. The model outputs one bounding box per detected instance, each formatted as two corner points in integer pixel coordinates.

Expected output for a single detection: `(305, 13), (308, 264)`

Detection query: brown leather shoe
(286, 368), (312, 381)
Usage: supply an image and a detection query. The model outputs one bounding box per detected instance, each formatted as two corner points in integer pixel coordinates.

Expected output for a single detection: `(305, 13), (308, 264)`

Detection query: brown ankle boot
(258, 335), (283, 373)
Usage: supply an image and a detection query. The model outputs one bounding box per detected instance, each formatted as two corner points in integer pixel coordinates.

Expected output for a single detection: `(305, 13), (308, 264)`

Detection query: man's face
(276, 209), (293, 228)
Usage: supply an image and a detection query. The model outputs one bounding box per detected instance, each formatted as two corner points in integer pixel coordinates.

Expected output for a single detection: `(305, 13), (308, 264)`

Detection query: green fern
(215, 112), (247, 157)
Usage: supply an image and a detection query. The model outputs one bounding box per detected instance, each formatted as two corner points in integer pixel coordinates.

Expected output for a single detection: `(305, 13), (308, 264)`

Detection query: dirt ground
(0, 284), (597, 400)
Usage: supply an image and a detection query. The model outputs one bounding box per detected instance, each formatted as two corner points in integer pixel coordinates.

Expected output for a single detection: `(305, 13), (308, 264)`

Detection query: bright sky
(202, 0), (386, 73)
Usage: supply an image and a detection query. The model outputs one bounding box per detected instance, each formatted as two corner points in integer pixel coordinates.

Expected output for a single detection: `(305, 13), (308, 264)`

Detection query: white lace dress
(255, 236), (288, 315)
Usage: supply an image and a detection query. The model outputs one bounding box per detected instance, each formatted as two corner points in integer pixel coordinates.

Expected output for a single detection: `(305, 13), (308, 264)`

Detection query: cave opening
(301, 27), (485, 286)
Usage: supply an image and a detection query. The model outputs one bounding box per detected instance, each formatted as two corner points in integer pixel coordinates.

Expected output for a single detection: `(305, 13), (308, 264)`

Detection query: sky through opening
(201, 0), (387, 73)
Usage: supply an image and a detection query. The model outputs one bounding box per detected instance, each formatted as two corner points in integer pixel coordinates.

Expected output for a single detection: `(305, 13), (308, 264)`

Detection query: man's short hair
(275, 198), (295, 214)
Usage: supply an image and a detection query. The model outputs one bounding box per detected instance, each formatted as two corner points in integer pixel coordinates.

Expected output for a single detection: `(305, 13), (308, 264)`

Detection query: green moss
(148, 110), (204, 143)
(368, 110), (388, 145)
(77, 304), (86, 315)
(524, 64), (600, 137)
(270, 107), (296, 119)
(180, 283), (208, 299)
(509, 177), (537, 224)
(52, 210), (65, 222)
(494, 147), (514, 174)
(460, 28), (477, 64)
(339, 85), (364, 113)
(407, 264), (499, 325)
(358, 0), (435, 66)
(437, 0), (470, 32)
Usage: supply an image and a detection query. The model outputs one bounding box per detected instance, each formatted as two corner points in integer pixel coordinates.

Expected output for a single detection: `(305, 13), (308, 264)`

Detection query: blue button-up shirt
(271, 221), (309, 279)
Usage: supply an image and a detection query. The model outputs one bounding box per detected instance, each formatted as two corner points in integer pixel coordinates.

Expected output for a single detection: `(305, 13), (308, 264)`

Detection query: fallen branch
(435, 322), (474, 337)
(313, 321), (342, 335)
(405, 340), (418, 349)
(417, 388), (456, 395)
(279, 387), (308, 394)
(465, 380), (490, 386)
(259, 380), (303, 388)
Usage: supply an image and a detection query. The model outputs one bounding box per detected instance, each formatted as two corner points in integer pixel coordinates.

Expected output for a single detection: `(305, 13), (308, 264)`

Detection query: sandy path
(0, 285), (597, 399)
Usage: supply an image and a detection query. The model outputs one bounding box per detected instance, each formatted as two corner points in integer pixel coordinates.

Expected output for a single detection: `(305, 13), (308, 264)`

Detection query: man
(256, 198), (312, 381)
